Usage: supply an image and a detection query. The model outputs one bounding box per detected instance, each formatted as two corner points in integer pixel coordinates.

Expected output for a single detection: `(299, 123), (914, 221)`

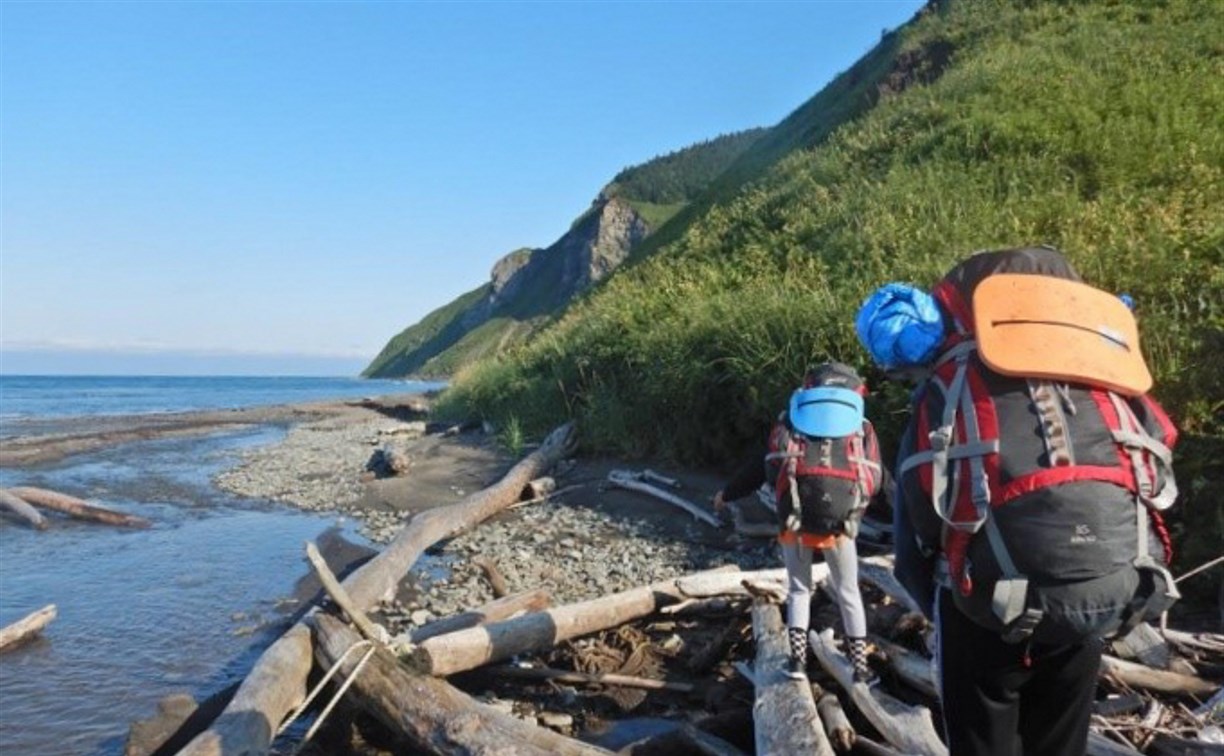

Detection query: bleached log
(677, 724), (749, 756)
(1086, 731), (1143, 756)
(471, 555), (510, 598)
(179, 422), (577, 756)
(409, 566), (738, 677)
(487, 663), (694, 692)
(304, 541), (387, 643)
(813, 685), (855, 752)
(859, 555), (922, 614)
(313, 614), (610, 756)
(675, 563), (829, 598)
(10, 486), (151, 528)
(0, 489), (48, 530)
(727, 502), (778, 538)
(751, 601), (833, 756)
(607, 471), (722, 527)
(810, 629), (947, 756)
(1163, 629), (1224, 656)
(403, 588), (552, 645)
(871, 636), (938, 698)
(1100, 654), (1218, 697)
(524, 476), (556, 500)
(0, 604), (56, 652)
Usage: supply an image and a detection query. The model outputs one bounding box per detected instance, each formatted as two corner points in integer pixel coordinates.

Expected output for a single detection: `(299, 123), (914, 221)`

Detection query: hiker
(858, 247), (1180, 756)
(713, 362), (884, 682)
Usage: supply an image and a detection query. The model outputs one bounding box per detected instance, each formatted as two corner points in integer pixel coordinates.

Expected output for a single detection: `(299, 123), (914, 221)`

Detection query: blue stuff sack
(855, 283), (946, 369)
(788, 386), (864, 438)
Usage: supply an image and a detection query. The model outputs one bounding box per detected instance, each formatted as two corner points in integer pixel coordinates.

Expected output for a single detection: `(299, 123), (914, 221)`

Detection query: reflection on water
(0, 428), (360, 755)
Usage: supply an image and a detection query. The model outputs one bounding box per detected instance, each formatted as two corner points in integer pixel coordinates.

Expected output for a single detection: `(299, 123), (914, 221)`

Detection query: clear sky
(1, 0), (925, 376)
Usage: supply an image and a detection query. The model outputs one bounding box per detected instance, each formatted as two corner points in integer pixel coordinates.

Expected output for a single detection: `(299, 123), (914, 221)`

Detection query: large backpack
(899, 248), (1180, 644)
(767, 364), (883, 537)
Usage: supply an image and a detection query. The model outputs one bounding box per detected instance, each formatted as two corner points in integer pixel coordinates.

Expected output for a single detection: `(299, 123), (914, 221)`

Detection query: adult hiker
(858, 247), (1180, 756)
(714, 361), (884, 682)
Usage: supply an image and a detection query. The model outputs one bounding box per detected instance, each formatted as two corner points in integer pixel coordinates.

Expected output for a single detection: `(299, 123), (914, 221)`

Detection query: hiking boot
(786, 627), (809, 680)
(847, 636), (878, 685)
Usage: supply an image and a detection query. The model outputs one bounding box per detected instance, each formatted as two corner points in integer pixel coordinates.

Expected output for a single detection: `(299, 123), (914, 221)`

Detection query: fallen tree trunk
(0, 604), (57, 652)
(810, 629), (947, 756)
(1100, 654), (1218, 697)
(751, 601), (833, 756)
(0, 489), (48, 530)
(813, 685), (855, 752)
(409, 566), (738, 677)
(10, 486), (151, 528)
(405, 589), (552, 645)
(313, 613), (611, 756)
(409, 564), (834, 678)
(178, 423), (577, 756)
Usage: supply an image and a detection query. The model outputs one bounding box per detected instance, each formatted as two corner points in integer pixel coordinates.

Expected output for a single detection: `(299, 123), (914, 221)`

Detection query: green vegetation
(363, 284), (491, 378)
(604, 129), (767, 205)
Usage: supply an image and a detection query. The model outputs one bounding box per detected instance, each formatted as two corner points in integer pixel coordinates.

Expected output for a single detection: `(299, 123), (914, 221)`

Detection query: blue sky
(1, 0), (925, 375)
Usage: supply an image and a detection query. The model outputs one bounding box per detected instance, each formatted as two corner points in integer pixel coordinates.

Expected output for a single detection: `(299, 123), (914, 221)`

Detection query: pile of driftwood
(118, 423), (1220, 755)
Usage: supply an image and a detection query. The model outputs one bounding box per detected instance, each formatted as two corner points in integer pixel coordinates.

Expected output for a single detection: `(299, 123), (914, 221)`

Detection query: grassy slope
(438, 0), (1223, 578)
(362, 283), (491, 378)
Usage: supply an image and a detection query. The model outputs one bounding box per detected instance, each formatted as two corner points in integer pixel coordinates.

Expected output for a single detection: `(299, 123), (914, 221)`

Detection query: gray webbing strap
(1108, 394), (1178, 511)
(784, 436), (802, 532)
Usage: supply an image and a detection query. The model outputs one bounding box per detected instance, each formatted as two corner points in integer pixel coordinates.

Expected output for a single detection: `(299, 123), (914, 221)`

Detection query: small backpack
(899, 248), (1180, 644)
(766, 363), (883, 537)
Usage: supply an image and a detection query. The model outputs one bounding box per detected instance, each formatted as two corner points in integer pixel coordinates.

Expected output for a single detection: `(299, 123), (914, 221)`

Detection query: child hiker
(714, 362), (884, 682)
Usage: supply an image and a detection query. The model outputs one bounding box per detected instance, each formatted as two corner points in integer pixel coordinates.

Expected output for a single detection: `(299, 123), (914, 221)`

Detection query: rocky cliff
(362, 196), (650, 378)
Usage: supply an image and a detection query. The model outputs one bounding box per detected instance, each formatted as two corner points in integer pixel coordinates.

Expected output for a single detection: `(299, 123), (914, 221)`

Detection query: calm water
(0, 376), (432, 755)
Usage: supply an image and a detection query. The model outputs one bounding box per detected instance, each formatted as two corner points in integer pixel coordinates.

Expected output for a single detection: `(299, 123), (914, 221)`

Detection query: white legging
(782, 536), (867, 638)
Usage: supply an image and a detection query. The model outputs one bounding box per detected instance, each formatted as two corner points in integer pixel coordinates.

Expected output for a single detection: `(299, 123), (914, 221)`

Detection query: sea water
(0, 376), (439, 755)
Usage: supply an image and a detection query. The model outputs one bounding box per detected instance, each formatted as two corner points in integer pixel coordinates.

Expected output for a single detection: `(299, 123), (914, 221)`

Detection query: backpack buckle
(928, 426), (952, 453)
(1000, 608), (1044, 644)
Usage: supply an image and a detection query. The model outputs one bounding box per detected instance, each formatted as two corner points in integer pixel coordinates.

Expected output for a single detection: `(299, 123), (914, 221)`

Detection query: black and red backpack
(766, 362), (884, 537)
(899, 247), (1180, 644)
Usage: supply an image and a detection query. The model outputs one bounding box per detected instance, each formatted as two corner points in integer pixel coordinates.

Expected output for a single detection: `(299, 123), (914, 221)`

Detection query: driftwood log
(403, 588), (552, 645)
(0, 604), (57, 652)
(810, 629), (947, 756)
(0, 488), (48, 530)
(1100, 654), (1218, 697)
(178, 422), (577, 756)
(408, 564), (836, 678)
(304, 541), (388, 643)
(813, 685), (855, 752)
(9, 486), (151, 528)
(606, 470), (722, 528)
(409, 566), (738, 677)
(750, 601), (833, 756)
(312, 613), (611, 756)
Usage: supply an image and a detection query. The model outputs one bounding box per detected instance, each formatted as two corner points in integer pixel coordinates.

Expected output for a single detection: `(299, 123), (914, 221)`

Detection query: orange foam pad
(973, 274), (1152, 396)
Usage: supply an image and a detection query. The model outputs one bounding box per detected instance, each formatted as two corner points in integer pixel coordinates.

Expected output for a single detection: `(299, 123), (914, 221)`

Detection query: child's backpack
(899, 247), (1180, 645)
(767, 363), (883, 537)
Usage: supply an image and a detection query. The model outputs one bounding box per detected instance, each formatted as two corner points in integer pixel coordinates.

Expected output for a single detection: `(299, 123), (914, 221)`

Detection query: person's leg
(823, 536), (868, 637)
(937, 589), (1030, 756)
(822, 536), (873, 682)
(1017, 637), (1103, 756)
(782, 540), (813, 678)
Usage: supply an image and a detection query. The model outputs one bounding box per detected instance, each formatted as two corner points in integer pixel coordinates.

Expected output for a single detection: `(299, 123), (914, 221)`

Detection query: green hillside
(438, 0), (1222, 576)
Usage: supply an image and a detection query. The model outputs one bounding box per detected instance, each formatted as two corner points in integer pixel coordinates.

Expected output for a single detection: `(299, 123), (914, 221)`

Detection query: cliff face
(363, 196), (649, 378)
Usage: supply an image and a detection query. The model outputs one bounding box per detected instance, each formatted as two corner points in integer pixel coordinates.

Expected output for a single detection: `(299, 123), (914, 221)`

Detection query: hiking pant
(935, 588), (1102, 756)
(782, 536), (867, 638)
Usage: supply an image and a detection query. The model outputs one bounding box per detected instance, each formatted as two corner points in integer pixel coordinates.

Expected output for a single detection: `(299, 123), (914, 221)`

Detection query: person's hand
(712, 490), (727, 512)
